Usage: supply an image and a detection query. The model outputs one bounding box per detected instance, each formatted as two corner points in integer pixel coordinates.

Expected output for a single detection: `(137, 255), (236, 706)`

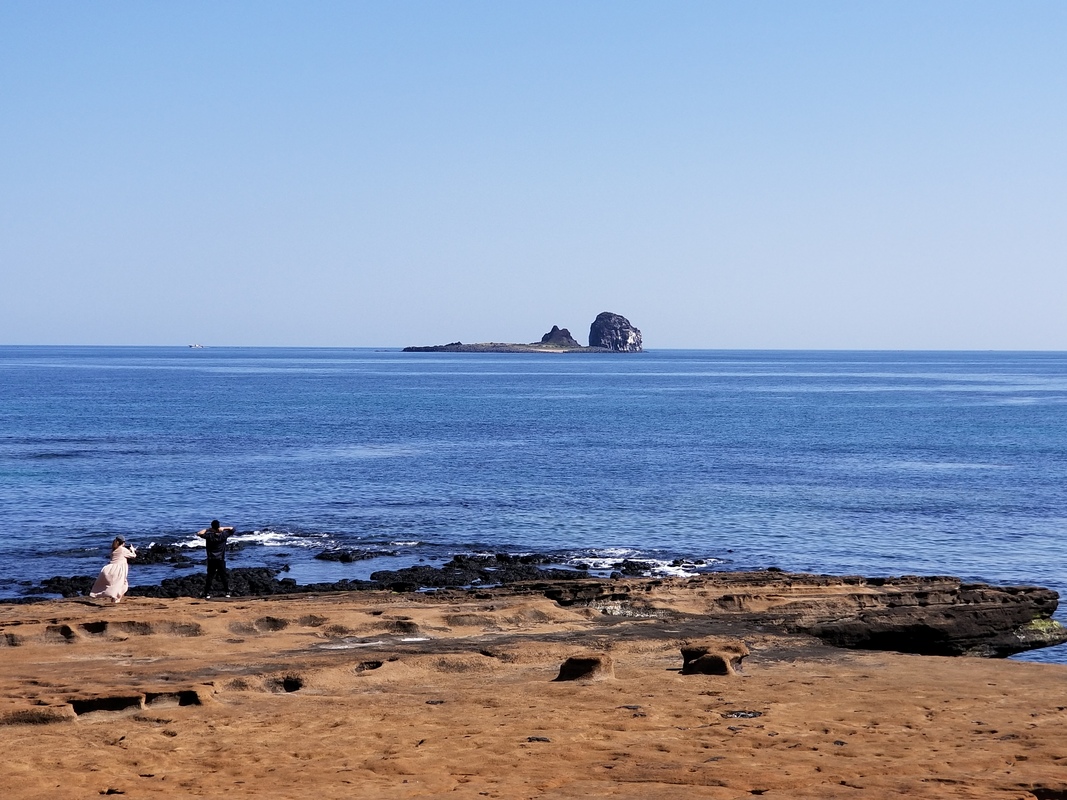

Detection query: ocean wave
(178, 529), (331, 549)
(562, 549), (722, 577)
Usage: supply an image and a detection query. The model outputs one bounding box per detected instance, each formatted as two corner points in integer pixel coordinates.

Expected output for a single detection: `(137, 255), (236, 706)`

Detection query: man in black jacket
(196, 519), (235, 598)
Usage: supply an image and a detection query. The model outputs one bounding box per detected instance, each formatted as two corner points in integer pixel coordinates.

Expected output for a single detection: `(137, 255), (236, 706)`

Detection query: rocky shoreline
(21, 556), (1067, 658)
(2, 573), (1066, 798)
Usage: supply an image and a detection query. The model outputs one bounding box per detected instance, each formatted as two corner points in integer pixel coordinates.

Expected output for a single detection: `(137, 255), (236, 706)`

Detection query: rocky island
(403, 311), (643, 353)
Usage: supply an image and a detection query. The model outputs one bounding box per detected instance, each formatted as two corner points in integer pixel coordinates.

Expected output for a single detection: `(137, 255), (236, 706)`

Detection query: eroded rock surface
(588, 311), (642, 352)
(529, 571), (1067, 658)
(554, 653), (615, 681)
(540, 325), (581, 347)
(681, 637), (750, 675)
(1, 590), (1066, 798)
(19, 565), (1067, 658)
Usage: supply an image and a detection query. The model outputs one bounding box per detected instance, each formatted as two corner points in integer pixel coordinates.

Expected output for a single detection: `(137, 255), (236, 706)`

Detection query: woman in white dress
(89, 537), (137, 603)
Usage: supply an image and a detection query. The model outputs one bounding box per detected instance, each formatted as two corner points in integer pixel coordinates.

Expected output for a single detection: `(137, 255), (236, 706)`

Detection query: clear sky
(1, 1), (1064, 349)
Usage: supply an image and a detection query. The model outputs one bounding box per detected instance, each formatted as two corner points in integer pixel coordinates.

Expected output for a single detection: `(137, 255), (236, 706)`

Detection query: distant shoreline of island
(401, 341), (618, 354)
(403, 311), (643, 354)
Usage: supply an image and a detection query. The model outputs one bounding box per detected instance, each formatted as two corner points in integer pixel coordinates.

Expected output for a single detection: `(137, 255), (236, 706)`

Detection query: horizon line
(3, 344), (1067, 354)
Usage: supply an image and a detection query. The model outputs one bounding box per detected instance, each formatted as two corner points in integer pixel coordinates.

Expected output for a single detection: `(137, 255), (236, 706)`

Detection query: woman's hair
(111, 536), (125, 551)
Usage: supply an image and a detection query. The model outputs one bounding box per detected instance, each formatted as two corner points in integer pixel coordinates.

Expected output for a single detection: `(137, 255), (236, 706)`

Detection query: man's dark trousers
(205, 556), (228, 596)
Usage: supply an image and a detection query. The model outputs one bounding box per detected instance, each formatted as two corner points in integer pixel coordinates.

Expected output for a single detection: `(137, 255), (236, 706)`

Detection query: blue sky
(2, 1), (1064, 348)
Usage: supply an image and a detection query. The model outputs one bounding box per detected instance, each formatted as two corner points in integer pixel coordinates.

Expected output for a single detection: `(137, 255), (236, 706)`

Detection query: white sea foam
(568, 551), (723, 579)
(653, 561), (715, 578)
(457, 547), (719, 579)
(568, 548), (642, 570)
(237, 530), (325, 547)
(178, 529), (327, 549)
(584, 547), (641, 558)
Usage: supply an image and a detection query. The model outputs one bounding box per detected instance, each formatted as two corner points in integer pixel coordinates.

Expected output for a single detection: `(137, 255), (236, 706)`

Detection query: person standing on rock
(89, 536), (137, 603)
(197, 519), (235, 598)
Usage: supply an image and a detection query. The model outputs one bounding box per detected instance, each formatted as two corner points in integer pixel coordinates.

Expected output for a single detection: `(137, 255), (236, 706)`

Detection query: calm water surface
(1, 347), (1065, 661)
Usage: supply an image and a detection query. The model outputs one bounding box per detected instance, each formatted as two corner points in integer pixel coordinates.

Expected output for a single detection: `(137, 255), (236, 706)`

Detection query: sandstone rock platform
(2, 576), (1066, 798)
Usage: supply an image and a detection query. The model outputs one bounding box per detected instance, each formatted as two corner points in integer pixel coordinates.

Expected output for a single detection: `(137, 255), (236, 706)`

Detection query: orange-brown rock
(1, 580), (1066, 798)
(533, 571), (1067, 657)
(554, 653), (616, 681)
(681, 637), (750, 675)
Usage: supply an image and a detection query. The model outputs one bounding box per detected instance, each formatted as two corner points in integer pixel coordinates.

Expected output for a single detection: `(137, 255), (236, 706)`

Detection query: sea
(2, 346), (1065, 663)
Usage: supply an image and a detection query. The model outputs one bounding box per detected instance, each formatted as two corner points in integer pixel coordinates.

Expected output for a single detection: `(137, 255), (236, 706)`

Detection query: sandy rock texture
(1, 585), (1066, 799)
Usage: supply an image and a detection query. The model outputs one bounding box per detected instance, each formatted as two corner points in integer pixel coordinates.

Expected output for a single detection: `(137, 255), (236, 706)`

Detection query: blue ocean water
(2, 347), (1065, 662)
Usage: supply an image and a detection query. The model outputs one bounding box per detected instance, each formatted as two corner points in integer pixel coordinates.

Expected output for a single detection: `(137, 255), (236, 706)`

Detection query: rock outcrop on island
(588, 311), (642, 352)
(540, 325), (581, 347)
(403, 312), (643, 353)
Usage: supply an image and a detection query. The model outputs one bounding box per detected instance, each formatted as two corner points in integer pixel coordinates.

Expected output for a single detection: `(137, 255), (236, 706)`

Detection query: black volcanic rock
(315, 548), (397, 563)
(370, 554), (588, 591)
(540, 326), (581, 347)
(798, 582), (1067, 657)
(612, 559), (655, 576)
(125, 567), (380, 598)
(130, 543), (195, 566)
(36, 575), (94, 598)
(589, 312), (642, 352)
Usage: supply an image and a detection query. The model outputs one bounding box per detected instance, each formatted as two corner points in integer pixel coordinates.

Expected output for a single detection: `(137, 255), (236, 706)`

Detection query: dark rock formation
(530, 571), (1067, 658)
(540, 326), (581, 347)
(129, 543), (194, 566)
(681, 638), (750, 675)
(554, 653), (615, 681)
(611, 559), (656, 577)
(798, 581), (1067, 657)
(315, 549), (397, 563)
(25, 555), (588, 601)
(35, 575), (94, 599)
(588, 312), (642, 352)
(370, 554), (588, 592)
(130, 568), (304, 598)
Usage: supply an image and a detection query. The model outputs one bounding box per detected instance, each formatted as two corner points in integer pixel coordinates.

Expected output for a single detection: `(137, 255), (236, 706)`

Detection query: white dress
(89, 545), (136, 603)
